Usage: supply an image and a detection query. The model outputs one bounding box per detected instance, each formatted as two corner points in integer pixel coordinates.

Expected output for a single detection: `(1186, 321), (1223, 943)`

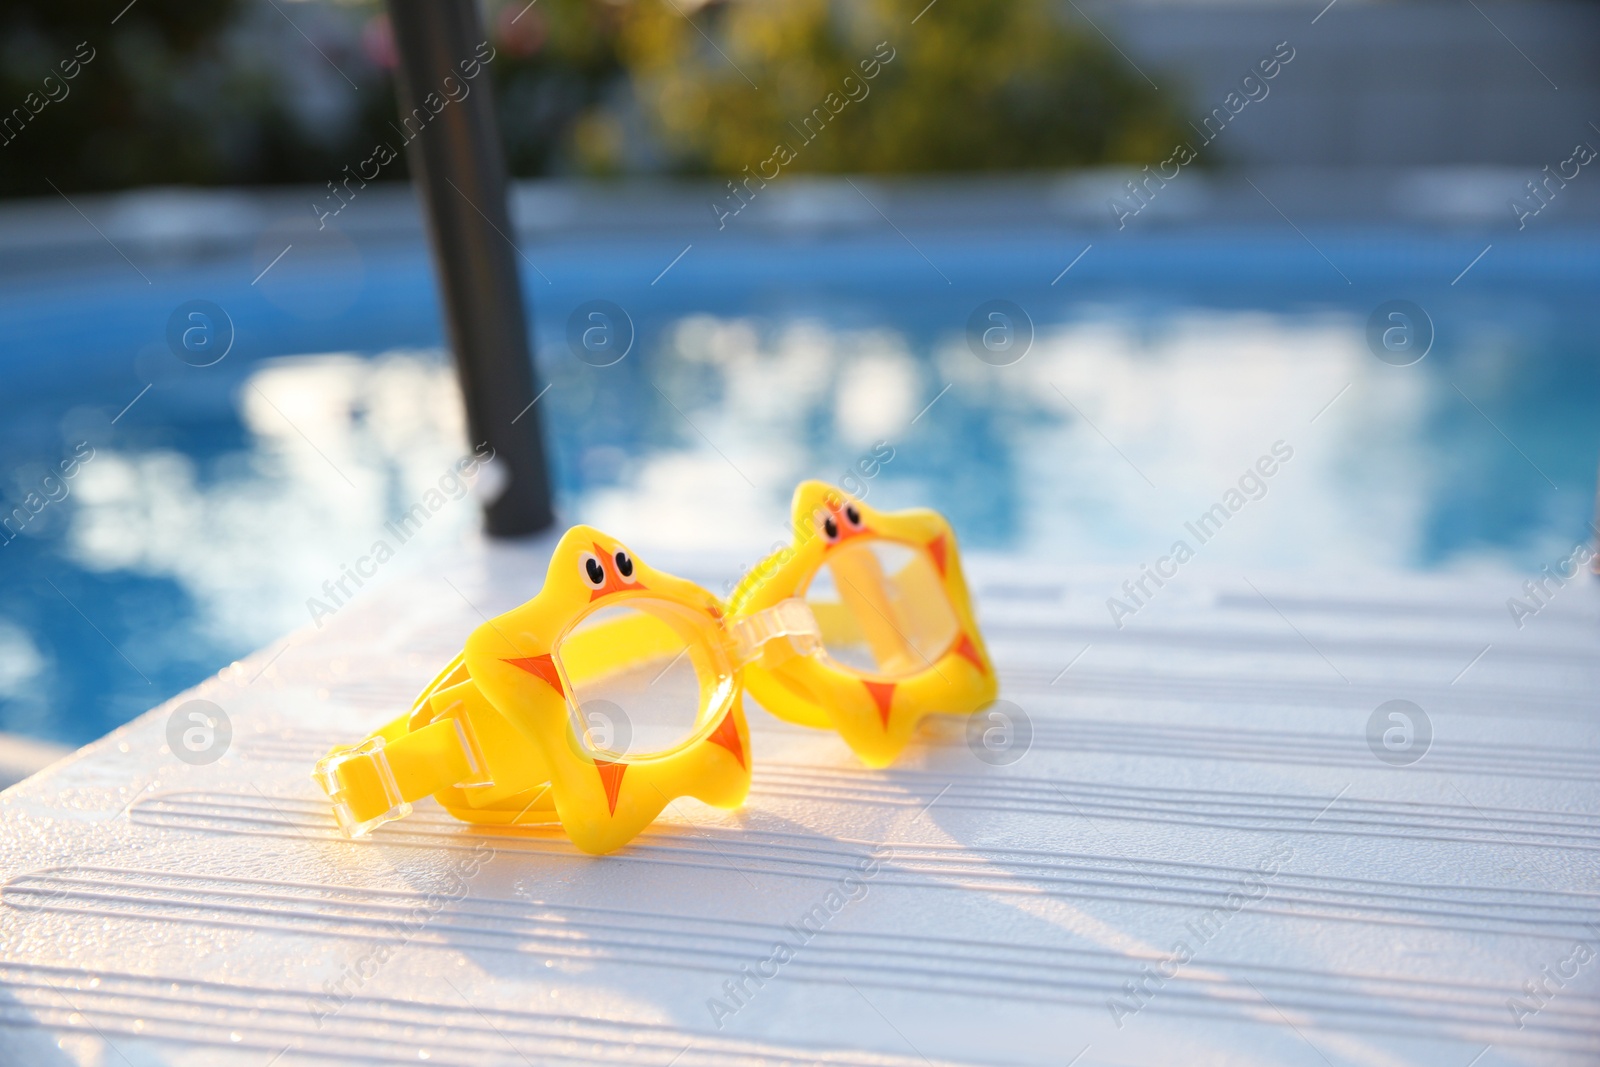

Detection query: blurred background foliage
(614, 0), (1188, 175)
(0, 0), (1187, 197)
(0, 0), (393, 197)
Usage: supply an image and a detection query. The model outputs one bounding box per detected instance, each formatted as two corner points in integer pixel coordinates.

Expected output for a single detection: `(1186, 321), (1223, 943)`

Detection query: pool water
(2, 207), (1598, 745)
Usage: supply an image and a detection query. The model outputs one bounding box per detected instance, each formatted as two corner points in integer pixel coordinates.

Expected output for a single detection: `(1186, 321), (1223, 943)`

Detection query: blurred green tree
(608, 0), (1189, 175)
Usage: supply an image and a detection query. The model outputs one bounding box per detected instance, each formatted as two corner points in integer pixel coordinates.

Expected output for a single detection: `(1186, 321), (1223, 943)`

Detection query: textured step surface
(1, 536), (1596, 1066)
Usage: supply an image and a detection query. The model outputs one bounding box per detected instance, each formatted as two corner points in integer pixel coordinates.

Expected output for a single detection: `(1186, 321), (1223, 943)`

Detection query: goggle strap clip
(313, 736), (413, 838)
(440, 701), (494, 790)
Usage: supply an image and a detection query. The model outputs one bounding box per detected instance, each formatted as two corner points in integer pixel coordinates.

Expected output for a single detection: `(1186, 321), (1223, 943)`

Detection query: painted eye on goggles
(817, 499), (867, 544)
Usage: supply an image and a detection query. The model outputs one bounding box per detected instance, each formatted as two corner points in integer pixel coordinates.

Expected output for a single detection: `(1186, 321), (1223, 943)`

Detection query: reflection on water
(66, 353), (482, 648)
(4, 290), (1598, 744)
(1, 352), (486, 742)
(564, 305), (1594, 579)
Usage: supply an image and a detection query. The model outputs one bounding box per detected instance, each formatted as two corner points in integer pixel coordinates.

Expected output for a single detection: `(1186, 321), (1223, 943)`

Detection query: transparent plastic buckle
(728, 598), (823, 666)
(441, 705), (493, 790)
(313, 736), (413, 838)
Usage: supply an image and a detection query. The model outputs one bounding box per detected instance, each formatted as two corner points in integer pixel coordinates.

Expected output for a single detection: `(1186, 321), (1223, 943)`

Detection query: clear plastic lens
(803, 539), (959, 679)
(554, 598), (733, 759)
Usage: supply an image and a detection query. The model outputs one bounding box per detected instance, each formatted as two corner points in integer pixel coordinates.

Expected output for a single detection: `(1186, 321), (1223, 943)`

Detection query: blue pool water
(3, 203), (1599, 745)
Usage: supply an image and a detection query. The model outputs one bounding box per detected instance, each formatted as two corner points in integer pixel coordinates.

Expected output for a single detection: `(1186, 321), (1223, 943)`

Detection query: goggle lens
(803, 538), (959, 679)
(555, 598), (735, 759)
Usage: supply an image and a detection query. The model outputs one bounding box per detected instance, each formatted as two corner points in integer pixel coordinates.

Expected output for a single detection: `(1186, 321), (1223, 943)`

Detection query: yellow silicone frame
(315, 525), (750, 855)
(727, 481), (997, 767)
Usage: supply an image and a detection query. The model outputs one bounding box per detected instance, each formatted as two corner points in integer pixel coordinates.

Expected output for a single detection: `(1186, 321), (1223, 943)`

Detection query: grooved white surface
(1, 537), (1597, 1067)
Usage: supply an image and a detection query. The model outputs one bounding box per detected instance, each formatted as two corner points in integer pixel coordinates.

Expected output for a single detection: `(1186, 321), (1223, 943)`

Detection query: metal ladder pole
(386, 0), (554, 536)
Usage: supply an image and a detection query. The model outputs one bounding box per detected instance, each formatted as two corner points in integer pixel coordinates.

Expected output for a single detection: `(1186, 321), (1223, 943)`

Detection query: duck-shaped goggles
(314, 481), (996, 854)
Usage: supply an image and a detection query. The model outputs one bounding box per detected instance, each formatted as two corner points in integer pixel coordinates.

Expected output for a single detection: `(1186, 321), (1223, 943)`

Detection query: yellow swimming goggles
(729, 480), (997, 765)
(313, 481), (996, 854)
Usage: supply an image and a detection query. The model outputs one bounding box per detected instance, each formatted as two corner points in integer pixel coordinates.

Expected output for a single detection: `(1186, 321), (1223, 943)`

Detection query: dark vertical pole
(386, 0), (553, 537)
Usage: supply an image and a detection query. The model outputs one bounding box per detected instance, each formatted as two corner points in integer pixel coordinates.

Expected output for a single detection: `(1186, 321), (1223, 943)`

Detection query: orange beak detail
(707, 709), (745, 768)
(862, 680), (896, 728)
(504, 652), (564, 696)
(952, 632), (986, 675)
(593, 758), (627, 815)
